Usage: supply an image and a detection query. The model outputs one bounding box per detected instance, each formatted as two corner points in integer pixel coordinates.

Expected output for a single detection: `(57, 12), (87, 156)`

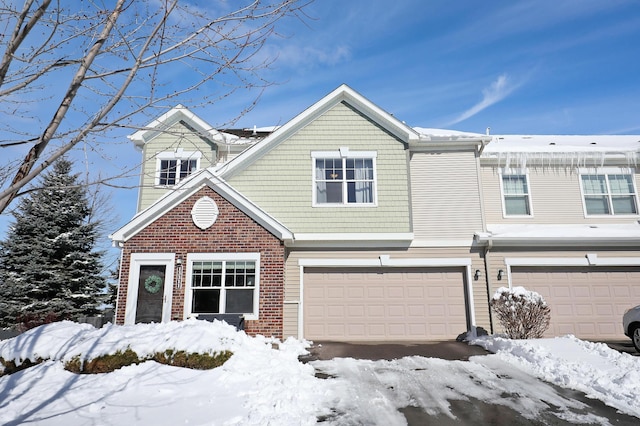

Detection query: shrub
(16, 312), (63, 332)
(491, 286), (551, 339)
(65, 348), (141, 374)
(64, 348), (233, 374)
(0, 356), (43, 377)
(153, 349), (233, 370)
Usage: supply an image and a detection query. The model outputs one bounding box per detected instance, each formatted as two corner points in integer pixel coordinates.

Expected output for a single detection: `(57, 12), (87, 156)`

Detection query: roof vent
(191, 196), (219, 230)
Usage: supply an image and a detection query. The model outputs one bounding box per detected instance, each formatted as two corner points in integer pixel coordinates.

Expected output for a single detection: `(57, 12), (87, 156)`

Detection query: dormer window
(155, 150), (201, 186)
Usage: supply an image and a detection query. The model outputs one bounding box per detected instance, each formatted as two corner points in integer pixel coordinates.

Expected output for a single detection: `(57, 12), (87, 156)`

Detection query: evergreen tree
(0, 158), (106, 328)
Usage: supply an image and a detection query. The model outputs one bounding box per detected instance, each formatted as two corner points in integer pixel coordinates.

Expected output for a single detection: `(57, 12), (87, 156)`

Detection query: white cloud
(447, 74), (520, 125)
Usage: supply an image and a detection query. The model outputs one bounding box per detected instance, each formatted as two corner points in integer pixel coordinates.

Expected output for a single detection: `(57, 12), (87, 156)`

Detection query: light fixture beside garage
(474, 269), (482, 280)
(497, 269), (505, 281)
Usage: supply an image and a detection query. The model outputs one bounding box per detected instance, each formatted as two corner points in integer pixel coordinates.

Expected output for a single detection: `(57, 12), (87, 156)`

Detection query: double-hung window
(186, 253), (259, 320)
(155, 150), (201, 186)
(501, 173), (532, 216)
(312, 149), (377, 205)
(581, 171), (638, 216)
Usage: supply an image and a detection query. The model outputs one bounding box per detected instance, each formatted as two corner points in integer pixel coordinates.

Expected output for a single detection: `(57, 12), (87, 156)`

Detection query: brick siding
(115, 186), (285, 338)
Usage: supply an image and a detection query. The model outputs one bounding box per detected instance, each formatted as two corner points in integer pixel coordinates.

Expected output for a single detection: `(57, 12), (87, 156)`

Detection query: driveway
(302, 341), (639, 425)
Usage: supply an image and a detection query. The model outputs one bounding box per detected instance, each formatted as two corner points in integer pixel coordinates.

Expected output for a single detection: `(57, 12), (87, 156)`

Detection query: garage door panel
(512, 266), (640, 339)
(304, 267), (467, 341)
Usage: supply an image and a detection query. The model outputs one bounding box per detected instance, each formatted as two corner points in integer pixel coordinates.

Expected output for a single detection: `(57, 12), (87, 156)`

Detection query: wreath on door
(144, 275), (163, 294)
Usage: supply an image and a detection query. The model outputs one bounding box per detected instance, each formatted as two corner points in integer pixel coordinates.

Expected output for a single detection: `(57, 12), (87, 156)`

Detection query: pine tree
(0, 158), (106, 329)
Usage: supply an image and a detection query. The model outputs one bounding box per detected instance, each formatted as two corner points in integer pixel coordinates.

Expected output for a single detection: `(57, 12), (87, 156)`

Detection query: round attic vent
(191, 196), (219, 230)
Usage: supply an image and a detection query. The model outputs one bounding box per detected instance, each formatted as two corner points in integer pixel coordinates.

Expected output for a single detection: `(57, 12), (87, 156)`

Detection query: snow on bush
(491, 286), (551, 339)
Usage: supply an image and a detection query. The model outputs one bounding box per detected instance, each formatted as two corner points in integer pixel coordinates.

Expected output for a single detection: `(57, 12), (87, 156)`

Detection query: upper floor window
(312, 149), (377, 206)
(155, 150), (201, 186)
(501, 173), (531, 216)
(581, 172), (638, 216)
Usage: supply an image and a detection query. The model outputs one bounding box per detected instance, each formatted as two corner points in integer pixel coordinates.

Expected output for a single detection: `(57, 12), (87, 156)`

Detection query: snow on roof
(413, 127), (485, 139)
(484, 134), (640, 153)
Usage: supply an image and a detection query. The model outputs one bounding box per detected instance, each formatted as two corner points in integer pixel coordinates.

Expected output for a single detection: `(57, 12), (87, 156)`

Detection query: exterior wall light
(474, 269), (482, 281)
(176, 257), (183, 289)
(497, 269), (504, 281)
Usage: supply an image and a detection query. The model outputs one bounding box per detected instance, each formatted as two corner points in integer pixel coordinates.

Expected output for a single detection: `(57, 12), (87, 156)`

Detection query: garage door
(511, 266), (640, 339)
(304, 267), (468, 341)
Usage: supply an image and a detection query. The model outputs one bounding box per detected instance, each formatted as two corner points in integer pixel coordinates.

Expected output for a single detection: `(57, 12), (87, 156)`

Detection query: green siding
(227, 102), (411, 233)
(138, 121), (217, 211)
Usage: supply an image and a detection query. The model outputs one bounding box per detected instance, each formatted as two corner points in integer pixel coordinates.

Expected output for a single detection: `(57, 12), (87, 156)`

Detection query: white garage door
(511, 266), (640, 339)
(303, 267), (468, 341)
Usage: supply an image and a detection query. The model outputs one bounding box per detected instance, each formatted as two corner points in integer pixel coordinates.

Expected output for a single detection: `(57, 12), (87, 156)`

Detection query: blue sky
(216, 0), (640, 136)
(2, 0), (640, 266)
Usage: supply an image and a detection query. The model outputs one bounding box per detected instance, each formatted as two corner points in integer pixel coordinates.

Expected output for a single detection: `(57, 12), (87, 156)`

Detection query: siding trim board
(500, 255), (640, 287)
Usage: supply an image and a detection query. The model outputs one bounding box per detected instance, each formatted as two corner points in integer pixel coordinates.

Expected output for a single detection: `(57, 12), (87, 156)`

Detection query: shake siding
(482, 166), (640, 224)
(227, 102), (411, 233)
(282, 248), (490, 338)
(138, 122), (217, 211)
(410, 151), (483, 240)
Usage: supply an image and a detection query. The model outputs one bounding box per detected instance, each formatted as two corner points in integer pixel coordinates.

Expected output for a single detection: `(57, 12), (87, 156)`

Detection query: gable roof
(214, 84), (421, 178)
(109, 169), (293, 244)
(128, 105), (239, 148)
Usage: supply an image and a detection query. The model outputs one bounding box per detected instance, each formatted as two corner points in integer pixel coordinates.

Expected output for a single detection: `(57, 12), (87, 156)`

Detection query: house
(478, 135), (640, 338)
(110, 84), (640, 341)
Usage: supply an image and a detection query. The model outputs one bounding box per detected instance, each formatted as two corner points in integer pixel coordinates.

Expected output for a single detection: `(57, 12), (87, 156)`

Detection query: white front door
(125, 253), (175, 325)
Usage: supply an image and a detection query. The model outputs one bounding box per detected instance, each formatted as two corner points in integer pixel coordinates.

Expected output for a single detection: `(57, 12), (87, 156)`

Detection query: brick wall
(115, 186), (286, 338)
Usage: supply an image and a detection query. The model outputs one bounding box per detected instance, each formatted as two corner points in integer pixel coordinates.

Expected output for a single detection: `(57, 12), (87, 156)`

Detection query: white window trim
(578, 167), (639, 217)
(125, 253), (175, 325)
(499, 168), (533, 218)
(184, 252), (260, 321)
(155, 150), (202, 187)
(311, 149), (378, 207)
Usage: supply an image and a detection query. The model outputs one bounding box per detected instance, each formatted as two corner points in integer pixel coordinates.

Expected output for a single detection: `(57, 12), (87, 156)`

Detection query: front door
(124, 253), (175, 325)
(135, 264), (166, 323)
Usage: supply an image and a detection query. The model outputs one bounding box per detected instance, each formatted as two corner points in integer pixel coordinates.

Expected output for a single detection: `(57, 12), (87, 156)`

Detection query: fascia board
(288, 232), (414, 248)
(109, 183), (202, 242)
(217, 84), (419, 179)
(475, 233), (640, 248)
(410, 137), (489, 151)
(128, 105), (220, 147)
(204, 177), (293, 241)
(110, 170), (292, 243)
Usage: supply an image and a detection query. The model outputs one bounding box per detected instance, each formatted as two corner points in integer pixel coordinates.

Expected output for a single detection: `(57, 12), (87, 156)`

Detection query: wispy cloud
(446, 74), (520, 126)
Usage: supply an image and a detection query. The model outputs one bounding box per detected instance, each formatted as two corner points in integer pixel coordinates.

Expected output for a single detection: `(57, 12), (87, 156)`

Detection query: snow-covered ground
(0, 320), (638, 425)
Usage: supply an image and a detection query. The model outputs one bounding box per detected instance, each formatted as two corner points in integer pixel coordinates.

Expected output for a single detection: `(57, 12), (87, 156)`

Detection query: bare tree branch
(0, 0), (311, 214)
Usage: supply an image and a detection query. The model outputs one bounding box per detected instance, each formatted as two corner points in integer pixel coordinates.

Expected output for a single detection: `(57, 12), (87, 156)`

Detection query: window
(581, 173), (638, 215)
(186, 254), (259, 319)
(155, 150), (201, 186)
(501, 174), (531, 216)
(313, 150), (376, 205)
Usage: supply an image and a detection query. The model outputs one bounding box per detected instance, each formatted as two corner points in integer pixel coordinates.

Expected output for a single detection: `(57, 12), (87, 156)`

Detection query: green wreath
(144, 275), (163, 294)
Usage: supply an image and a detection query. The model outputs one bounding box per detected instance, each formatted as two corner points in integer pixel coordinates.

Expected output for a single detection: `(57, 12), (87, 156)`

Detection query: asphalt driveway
(302, 341), (639, 425)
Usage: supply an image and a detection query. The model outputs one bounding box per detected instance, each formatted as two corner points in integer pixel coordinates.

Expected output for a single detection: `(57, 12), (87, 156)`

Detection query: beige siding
(227, 102), (411, 233)
(482, 166), (640, 224)
(411, 151), (483, 240)
(138, 121), (217, 211)
(282, 247), (490, 339)
(484, 249), (640, 335)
